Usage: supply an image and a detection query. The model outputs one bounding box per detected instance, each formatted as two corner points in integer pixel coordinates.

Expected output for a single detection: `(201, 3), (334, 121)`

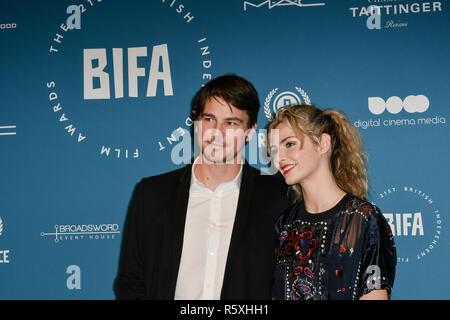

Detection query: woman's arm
(360, 289), (389, 300)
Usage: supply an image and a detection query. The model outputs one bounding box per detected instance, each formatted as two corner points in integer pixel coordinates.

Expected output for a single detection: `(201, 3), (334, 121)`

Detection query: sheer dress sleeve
(358, 204), (397, 298)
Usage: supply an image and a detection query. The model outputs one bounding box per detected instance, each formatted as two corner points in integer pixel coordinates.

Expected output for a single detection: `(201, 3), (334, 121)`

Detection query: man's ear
(245, 123), (257, 142)
(319, 133), (332, 155)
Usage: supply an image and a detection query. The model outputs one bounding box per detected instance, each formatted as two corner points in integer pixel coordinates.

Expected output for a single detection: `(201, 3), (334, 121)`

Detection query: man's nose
(207, 126), (224, 143)
(211, 122), (228, 139)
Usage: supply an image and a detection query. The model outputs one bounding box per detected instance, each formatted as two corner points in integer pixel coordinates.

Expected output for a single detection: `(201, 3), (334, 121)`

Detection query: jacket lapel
(165, 164), (192, 298)
(220, 162), (255, 298)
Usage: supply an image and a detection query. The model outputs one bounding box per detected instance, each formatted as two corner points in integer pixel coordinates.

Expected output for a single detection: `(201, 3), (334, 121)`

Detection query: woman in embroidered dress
(268, 104), (396, 300)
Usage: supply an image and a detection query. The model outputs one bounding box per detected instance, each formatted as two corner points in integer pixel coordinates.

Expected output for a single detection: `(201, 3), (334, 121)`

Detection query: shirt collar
(190, 156), (243, 194)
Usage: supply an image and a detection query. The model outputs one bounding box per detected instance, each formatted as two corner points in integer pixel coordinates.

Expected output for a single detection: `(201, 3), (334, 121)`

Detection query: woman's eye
(286, 141), (296, 148)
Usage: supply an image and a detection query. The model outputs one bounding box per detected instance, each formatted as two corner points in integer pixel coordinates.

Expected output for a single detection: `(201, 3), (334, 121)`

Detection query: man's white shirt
(174, 158), (243, 300)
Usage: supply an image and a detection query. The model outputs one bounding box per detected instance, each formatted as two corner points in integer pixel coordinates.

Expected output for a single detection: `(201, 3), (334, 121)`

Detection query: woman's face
(271, 122), (323, 186)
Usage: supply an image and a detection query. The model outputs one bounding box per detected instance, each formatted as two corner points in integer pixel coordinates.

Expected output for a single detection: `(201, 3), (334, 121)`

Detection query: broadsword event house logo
(45, 0), (213, 160)
(263, 86), (312, 121)
(40, 223), (120, 243)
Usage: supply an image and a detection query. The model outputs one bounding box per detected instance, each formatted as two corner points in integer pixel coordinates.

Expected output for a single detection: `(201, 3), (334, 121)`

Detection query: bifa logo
(83, 45), (173, 99)
(368, 95), (429, 115)
(374, 186), (442, 263)
(45, 1), (212, 160)
(383, 213), (424, 237)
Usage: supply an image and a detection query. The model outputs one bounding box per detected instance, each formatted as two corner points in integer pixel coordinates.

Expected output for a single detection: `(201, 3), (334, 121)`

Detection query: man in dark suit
(114, 75), (289, 299)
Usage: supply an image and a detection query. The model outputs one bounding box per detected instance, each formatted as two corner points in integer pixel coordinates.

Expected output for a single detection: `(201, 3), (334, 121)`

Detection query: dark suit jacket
(114, 162), (289, 299)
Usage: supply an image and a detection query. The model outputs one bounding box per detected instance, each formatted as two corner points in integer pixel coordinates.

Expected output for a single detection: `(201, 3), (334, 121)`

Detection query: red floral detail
(293, 266), (303, 276)
(296, 284), (311, 295)
(304, 267), (314, 279)
(297, 231), (317, 261)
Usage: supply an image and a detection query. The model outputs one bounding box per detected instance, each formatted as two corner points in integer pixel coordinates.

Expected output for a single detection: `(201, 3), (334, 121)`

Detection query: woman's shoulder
(275, 202), (301, 228)
(342, 194), (383, 222)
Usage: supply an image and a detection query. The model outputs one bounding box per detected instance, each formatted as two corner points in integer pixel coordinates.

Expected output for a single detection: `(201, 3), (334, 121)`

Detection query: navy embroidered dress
(272, 194), (396, 300)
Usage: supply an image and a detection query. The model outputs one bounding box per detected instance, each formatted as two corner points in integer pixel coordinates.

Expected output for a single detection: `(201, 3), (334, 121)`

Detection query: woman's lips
(280, 163), (296, 175)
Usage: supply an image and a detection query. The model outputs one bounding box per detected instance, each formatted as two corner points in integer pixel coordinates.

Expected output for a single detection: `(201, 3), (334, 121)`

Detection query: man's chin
(201, 153), (243, 165)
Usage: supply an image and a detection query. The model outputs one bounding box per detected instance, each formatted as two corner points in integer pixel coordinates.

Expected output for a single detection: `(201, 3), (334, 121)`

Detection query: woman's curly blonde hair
(268, 104), (369, 202)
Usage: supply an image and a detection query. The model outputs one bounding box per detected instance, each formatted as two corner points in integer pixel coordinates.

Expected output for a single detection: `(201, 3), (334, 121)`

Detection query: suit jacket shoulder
(136, 165), (191, 219)
(139, 165), (190, 192)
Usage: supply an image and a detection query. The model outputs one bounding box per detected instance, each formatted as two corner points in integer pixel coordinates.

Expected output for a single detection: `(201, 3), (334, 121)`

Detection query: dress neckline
(297, 193), (352, 223)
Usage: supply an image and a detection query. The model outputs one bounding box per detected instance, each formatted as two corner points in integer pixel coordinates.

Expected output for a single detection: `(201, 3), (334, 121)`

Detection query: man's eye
(204, 117), (214, 122)
(227, 121), (238, 126)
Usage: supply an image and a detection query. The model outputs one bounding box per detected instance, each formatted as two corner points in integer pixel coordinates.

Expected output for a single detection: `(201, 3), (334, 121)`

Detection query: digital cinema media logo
(40, 223), (120, 243)
(374, 186), (442, 263)
(353, 94), (446, 130)
(0, 22), (17, 30)
(45, 0), (213, 160)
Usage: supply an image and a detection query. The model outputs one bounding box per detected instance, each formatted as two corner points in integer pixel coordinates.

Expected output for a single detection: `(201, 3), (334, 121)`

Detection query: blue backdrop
(0, 0), (449, 299)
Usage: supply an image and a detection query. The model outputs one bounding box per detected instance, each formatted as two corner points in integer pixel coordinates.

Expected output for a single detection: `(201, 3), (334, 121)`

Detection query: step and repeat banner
(0, 0), (449, 299)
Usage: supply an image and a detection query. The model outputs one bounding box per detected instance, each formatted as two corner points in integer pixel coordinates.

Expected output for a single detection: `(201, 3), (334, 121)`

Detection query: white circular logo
(368, 95), (430, 115)
(45, 2), (212, 160)
(264, 86), (311, 121)
(373, 185), (442, 263)
(273, 91), (302, 113)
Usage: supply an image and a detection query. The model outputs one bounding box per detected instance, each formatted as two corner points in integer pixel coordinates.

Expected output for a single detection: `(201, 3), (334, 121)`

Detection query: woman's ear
(319, 133), (332, 155)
